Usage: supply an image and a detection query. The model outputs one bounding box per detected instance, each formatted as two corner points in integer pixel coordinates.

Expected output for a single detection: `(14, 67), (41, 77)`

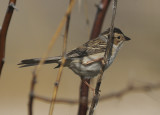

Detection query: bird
(18, 28), (130, 81)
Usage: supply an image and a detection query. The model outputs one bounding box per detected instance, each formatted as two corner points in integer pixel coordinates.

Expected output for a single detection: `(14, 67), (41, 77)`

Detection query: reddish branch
(78, 79), (90, 115)
(0, 0), (16, 77)
(90, 0), (111, 40)
(78, 0), (111, 115)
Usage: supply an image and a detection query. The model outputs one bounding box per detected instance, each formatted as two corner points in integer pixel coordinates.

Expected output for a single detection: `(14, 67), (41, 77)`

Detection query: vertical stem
(49, 0), (73, 115)
(89, 0), (118, 114)
(78, 0), (111, 115)
(28, 72), (37, 115)
(0, 0), (16, 77)
(49, 58), (66, 115)
(105, 0), (117, 60)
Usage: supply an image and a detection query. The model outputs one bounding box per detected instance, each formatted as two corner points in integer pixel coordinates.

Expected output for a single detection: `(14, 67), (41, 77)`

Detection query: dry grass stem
(49, 58), (66, 115)
(28, 0), (75, 115)
(49, 0), (74, 115)
(33, 0), (75, 75)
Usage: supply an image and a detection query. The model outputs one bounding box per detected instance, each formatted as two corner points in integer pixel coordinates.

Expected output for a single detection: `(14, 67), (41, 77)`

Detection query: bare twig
(0, 0), (16, 77)
(78, 0), (111, 115)
(83, 0), (90, 37)
(89, 0), (117, 115)
(49, 1), (73, 114)
(34, 83), (160, 104)
(35, 94), (78, 104)
(28, 71), (37, 115)
(100, 83), (160, 101)
(105, 0), (117, 60)
(28, 1), (75, 115)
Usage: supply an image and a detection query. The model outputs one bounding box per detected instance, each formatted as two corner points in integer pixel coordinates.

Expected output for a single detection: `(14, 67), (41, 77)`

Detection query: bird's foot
(83, 80), (95, 96)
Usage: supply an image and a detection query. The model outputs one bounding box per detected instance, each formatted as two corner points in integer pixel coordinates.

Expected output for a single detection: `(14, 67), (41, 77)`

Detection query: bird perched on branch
(18, 28), (130, 80)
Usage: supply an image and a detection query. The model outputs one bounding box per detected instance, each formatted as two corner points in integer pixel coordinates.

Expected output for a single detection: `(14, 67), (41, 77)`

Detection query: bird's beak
(124, 36), (131, 41)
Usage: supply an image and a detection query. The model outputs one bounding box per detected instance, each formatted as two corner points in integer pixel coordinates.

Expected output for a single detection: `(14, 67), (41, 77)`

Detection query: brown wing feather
(67, 37), (107, 58)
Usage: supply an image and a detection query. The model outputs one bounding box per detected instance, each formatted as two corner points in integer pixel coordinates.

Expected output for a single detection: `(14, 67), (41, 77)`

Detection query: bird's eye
(117, 36), (121, 39)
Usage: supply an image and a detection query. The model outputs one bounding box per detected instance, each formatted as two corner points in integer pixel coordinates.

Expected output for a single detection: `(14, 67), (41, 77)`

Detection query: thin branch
(0, 0), (16, 77)
(83, 0), (90, 37)
(35, 95), (78, 104)
(28, 1), (75, 115)
(105, 0), (117, 60)
(49, 0), (72, 112)
(89, 0), (117, 115)
(28, 72), (37, 115)
(34, 83), (160, 104)
(78, 0), (111, 115)
(100, 83), (160, 101)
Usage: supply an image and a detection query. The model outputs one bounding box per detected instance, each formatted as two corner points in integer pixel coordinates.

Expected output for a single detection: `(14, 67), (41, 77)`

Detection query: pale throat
(107, 41), (123, 66)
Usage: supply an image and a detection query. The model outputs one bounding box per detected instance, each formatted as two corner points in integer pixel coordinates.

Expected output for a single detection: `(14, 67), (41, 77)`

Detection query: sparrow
(18, 28), (130, 80)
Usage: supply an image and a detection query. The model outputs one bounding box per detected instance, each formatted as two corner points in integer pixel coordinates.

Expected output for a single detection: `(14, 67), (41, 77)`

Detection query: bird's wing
(66, 37), (107, 58)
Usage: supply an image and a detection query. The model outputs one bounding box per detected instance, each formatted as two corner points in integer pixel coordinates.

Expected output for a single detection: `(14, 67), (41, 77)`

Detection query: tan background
(0, 0), (160, 115)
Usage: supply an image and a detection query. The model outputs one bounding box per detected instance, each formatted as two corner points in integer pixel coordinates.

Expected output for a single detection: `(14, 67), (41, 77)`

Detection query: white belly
(68, 53), (111, 79)
(68, 44), (120, 79)
(69, 61), (102, 79)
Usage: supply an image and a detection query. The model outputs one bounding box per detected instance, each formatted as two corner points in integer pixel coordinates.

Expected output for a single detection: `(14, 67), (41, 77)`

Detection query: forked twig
(28, 0), (75, 115)
(89, 0), (117, 115)
(78, 0), (111, 115)
(0, 0), (16, 77)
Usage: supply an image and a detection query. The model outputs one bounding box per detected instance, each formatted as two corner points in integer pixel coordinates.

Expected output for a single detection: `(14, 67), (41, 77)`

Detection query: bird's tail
(18, 56), (62, 68)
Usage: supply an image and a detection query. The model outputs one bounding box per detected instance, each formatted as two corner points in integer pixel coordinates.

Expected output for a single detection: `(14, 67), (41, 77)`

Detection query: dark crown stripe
(100, 27), (123, 36)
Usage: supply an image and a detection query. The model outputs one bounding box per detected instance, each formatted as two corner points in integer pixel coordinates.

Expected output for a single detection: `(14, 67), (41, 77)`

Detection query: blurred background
(0, 0), (160, 115)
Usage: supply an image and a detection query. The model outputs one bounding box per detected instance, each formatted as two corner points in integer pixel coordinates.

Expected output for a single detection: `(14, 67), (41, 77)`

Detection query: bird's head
(101, 27), (131, 47)
(112, 28), (130, 45)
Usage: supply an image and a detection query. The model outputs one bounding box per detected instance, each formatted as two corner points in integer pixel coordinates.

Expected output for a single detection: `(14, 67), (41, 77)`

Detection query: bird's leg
(82, 57), (103, 65)
(83, 80), (95, 95)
